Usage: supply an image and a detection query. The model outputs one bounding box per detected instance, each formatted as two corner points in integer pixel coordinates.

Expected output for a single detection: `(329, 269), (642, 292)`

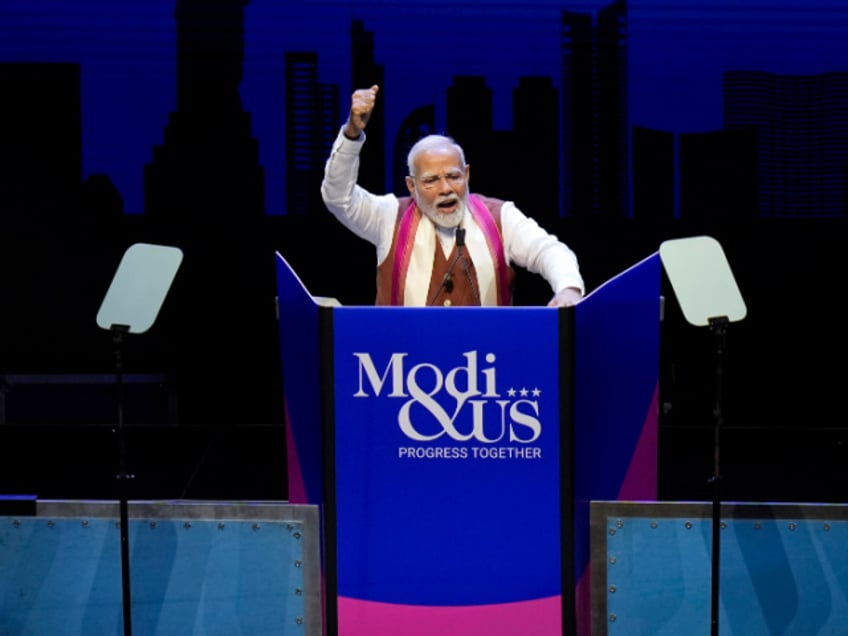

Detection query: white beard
(416, 192), (467, 229)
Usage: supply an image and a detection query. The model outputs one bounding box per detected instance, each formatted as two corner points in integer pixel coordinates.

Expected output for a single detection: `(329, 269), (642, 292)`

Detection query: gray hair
(406, 134), (467, 176)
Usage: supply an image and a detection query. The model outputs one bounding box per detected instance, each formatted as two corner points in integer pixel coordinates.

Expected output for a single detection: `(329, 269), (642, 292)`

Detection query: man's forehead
(416, 146), (464, 170)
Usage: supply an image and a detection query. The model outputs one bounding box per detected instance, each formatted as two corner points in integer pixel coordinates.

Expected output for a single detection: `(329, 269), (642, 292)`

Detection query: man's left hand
(547, 287), (583, 308)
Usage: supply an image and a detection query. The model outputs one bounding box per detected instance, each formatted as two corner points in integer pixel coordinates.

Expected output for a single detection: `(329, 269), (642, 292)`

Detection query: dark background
(0, 0), (845, 505)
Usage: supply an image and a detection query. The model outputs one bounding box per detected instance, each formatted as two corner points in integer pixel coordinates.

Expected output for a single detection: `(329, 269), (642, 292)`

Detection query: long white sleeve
(320, 128), (397, 264)
(501, 202), (585, 295)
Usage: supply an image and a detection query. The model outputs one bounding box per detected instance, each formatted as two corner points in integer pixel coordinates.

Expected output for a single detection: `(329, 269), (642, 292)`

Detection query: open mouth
(437, 198), (458, 211)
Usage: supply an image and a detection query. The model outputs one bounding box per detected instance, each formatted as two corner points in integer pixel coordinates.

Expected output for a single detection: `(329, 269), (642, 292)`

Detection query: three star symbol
(507, 387), (541, 397)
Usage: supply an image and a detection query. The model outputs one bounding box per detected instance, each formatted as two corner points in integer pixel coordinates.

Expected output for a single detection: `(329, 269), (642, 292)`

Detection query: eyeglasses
(415, 170), (465, 190)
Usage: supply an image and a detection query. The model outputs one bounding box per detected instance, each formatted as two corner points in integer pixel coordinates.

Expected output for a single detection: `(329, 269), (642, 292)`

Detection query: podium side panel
(572, 253), (661, 634)
(330, 306), (569, 636)
(276, 253), (324, 506)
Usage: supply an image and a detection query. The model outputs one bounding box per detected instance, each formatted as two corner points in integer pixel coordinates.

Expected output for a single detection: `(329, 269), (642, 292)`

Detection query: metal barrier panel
(591, 501), (848, 636)
(0, 500), (321, 636)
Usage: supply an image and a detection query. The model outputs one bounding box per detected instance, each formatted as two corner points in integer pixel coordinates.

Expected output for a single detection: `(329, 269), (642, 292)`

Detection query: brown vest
(375, 196), (516, 306)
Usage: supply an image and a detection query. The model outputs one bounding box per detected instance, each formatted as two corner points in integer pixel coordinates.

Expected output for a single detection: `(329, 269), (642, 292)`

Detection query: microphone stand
(428, 227), (465, 306)
(455, 229), (481, 306)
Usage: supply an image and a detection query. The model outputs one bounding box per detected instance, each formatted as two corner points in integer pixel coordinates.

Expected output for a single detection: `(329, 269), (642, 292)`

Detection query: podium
(275, 251), (661, 636)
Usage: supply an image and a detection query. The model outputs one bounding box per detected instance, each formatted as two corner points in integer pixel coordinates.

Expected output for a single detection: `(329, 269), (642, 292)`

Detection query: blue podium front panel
(331, 306), (566, 635)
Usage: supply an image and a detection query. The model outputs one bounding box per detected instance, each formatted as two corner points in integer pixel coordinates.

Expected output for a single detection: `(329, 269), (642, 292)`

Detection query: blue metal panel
(0, 516), (306, 635)
(593, 502), (848, 636)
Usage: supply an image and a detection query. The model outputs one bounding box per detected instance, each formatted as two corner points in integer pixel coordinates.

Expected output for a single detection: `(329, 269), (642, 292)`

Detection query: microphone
(456, 227), (481, 305)
(428, 226), (464, 306)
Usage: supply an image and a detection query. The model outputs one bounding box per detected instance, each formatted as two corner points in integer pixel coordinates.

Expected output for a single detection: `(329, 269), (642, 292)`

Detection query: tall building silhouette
(392, 105), (436, 192)
(285, 51), (339, 216)
(144, 0), (264, 219)
(679, 128), (758, 223)
(447, 76), (506, 197)
(632, 126), (675, 222)
(351, 20), (386, 193)
(0, 62), (90, 373)
(724, 71), (848, 218)
(513, 76), (560, 227)
(141, 0), (280, 426)
(0, 62), (81, 221)
(561, 0), (629, 219)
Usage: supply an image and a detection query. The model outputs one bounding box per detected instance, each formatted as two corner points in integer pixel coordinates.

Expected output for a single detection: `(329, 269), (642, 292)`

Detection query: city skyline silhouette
(0, 0), (846, 507)
(2, 0), (848, 216)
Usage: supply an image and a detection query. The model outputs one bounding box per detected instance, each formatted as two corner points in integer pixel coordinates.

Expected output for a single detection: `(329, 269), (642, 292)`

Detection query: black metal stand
(111, 323), (134, 636)
(95, 242), (182, 636)
(707, 315), (728, 636)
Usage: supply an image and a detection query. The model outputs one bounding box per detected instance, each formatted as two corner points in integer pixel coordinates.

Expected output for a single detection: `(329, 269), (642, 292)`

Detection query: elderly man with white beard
(320, 84), (585, 307)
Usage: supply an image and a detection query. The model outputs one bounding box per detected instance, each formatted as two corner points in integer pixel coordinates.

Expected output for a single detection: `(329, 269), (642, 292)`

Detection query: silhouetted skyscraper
(447, 76), (505, 196)
(561, 0), (629, 219)
(632, 126), (675, 222)
(679, 128), (758, 223)
(145, 0), (264, 219)
(514, 76), (560, 226)
(0, 62), (81, 220)
(142, 1), (281, 426)
(0, 62), (87, 373)
(724, 71), (848, 218)
(351, 19), (386, 193)
(285, 51), (339, 216)
(393, 105), (436, 192)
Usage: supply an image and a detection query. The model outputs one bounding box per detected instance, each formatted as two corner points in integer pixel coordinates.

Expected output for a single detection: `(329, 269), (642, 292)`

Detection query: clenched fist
(344, 84), (379, 140)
